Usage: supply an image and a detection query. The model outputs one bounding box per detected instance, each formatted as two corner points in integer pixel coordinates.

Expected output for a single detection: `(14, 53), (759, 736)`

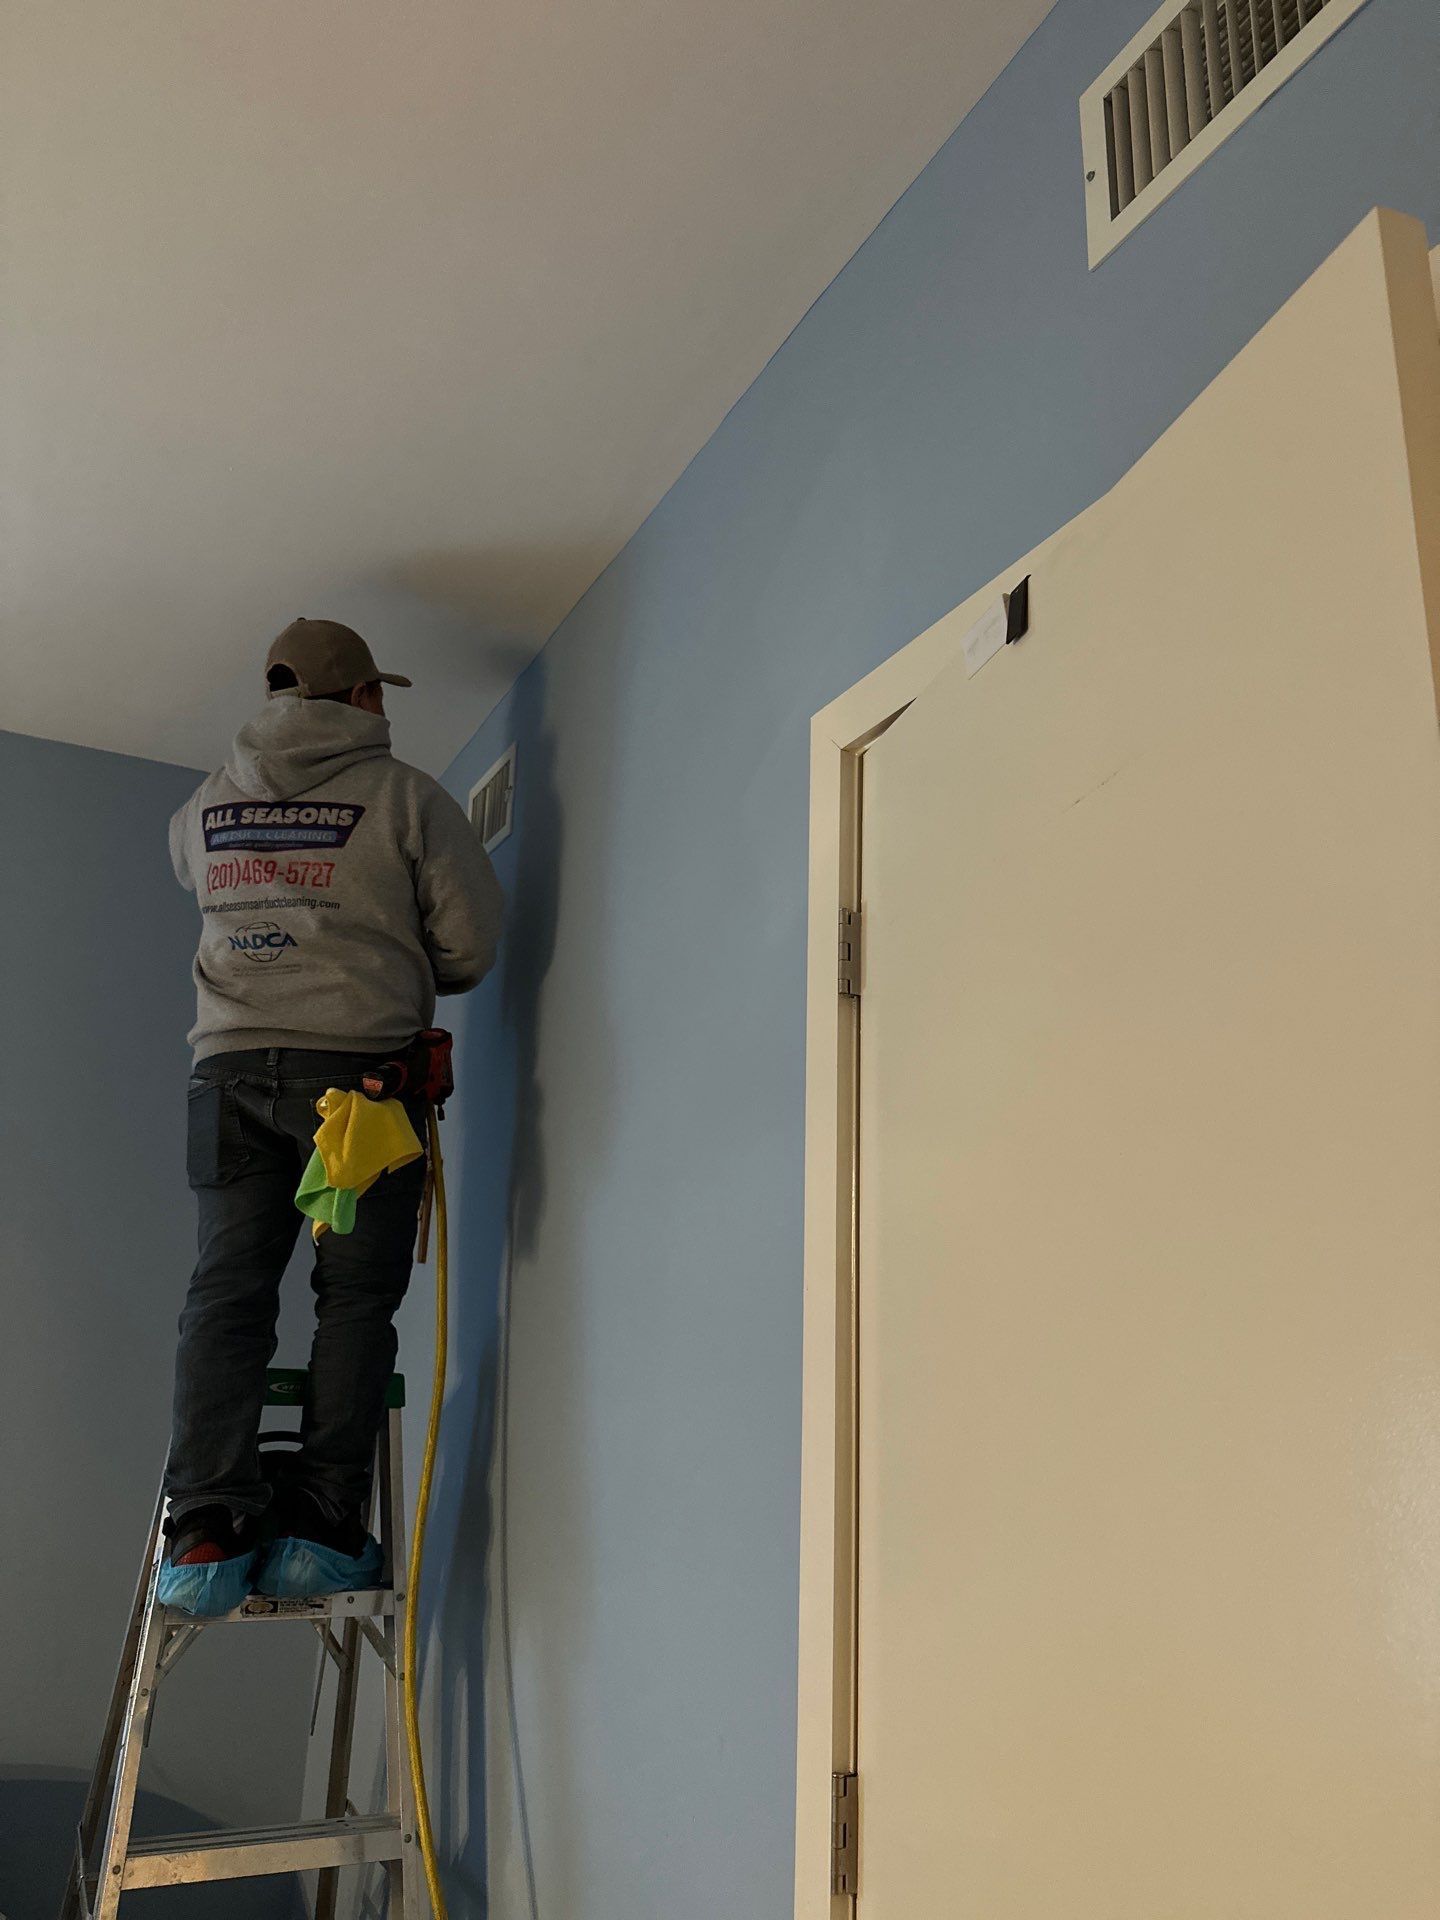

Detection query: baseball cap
(265, 618), (413, 697)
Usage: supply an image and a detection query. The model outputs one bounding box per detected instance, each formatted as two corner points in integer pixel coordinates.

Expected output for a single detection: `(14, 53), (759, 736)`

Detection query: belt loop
(267, 1046), (281, 1073)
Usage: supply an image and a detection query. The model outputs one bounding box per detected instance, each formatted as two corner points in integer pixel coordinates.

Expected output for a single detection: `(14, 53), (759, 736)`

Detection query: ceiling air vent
(1081, 0), (1373, 266)
(469, 744), (516, 854)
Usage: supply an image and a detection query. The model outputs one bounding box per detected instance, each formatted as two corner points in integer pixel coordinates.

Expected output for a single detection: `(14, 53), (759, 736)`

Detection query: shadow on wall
(423, 647), (570, 1916)
(383, 613), (627, 1916)
(0, 1771), (303, 1920)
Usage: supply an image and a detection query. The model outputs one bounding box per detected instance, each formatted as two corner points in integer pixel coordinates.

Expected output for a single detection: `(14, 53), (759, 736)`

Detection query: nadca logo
(229, 920), (299, 963)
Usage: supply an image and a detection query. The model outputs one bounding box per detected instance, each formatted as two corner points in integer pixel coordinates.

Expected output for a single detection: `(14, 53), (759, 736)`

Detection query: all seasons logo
(202, 801), (366, 852)
(228, 920), (300, 963)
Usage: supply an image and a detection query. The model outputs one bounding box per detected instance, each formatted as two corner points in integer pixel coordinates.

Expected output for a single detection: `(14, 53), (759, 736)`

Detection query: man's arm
(415, 786), (505, 993)
(169, 797), (196, 891)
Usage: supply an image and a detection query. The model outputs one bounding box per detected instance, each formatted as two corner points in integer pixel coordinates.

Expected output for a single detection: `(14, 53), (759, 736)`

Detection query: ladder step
(121, 1813), (404, 1887)
(161, 1587), (394, 1626)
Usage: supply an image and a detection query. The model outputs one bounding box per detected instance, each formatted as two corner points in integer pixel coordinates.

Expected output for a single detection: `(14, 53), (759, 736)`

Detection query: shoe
(252, 1486), (384, 1599)
(156, 1504), (259, 1617)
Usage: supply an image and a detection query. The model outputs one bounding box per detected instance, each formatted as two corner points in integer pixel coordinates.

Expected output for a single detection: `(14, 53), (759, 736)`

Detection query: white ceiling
(2, 0), (1054, 775)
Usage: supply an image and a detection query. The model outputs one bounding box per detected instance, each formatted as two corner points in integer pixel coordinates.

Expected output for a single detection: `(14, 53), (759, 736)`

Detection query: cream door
(853, 212), (1440, 1916)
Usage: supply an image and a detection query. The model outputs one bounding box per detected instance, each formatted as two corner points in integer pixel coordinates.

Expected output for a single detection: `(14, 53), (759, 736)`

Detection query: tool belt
(360, 1029), (454, 1262)
(362, 1028), (454, 1114)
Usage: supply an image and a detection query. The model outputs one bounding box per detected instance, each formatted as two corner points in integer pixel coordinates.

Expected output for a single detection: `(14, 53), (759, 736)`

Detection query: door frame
(793, 211), (1440, 1920)
(794, 540), (1063, 1920)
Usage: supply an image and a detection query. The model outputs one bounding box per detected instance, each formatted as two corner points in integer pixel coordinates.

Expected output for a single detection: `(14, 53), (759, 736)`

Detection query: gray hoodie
(170, 693), (503, 1061)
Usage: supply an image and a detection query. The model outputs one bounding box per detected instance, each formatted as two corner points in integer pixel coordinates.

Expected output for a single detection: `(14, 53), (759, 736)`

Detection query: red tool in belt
(362, 1029), (454, 1114)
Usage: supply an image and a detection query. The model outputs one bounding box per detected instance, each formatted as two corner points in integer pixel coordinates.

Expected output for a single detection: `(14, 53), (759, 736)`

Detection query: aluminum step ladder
(60, 1368), (423, 1919)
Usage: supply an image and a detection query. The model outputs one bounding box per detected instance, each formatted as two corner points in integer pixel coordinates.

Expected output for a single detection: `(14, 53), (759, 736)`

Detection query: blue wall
(0, 730), (308, 1919)
(406, 1), (1440, 1913)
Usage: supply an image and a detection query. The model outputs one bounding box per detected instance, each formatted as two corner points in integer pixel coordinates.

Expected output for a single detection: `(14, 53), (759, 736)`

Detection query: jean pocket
(185, 1080), (251, 1188)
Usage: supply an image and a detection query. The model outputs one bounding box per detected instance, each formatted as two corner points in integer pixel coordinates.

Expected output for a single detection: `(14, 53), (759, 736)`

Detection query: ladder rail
(93, 1522), (170, 1920)
(64, 1483), (166, 1918)
(316, 1433), (386, 1919)
(314, 1614), (365, 1920)
(381, 1400), (420, 1909)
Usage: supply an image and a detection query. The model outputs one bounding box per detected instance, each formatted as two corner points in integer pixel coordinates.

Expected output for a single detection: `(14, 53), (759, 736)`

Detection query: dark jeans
(166, 1048), (427, 1526)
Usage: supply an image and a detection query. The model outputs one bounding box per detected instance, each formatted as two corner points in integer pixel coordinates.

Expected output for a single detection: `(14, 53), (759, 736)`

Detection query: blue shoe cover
(253, 1532), (384, 1599)
(156, 1550), (258, 1618)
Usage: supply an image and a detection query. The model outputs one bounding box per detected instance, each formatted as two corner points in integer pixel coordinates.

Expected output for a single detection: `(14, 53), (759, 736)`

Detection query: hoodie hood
(225, 691), (393, 801)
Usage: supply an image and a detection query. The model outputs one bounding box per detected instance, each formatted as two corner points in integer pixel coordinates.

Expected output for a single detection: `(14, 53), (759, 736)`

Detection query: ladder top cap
(264, 1366), (406, 1409)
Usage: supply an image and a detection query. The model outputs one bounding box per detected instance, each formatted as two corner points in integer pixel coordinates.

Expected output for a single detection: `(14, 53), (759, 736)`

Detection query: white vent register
(1082, 0), (1373, 266)
(469, 744), (516, 854)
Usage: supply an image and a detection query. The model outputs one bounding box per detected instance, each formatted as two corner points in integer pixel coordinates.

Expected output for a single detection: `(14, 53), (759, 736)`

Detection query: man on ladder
(160, 618), (502, 1614)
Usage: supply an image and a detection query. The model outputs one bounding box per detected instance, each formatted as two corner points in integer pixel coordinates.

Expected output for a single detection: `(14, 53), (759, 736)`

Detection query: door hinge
(838, 908), (862, 999)
(831, 1771), (858, 1897)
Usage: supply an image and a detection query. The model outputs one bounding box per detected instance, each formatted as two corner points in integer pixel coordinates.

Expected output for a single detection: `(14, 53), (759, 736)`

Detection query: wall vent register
(469, 745), (516, 854)
(1081, 0), (1373, 266)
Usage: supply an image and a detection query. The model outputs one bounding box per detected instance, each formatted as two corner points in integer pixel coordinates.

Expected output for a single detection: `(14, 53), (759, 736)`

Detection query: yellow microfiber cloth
(295, 1088), (424, 1240)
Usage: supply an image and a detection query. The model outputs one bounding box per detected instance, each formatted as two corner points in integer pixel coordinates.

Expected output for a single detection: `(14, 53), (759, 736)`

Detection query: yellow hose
(402, 1105), (449, 1916)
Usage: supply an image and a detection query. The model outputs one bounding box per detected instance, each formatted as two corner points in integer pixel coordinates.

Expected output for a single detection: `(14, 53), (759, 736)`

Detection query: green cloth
(296, 1147), (359, 1236)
